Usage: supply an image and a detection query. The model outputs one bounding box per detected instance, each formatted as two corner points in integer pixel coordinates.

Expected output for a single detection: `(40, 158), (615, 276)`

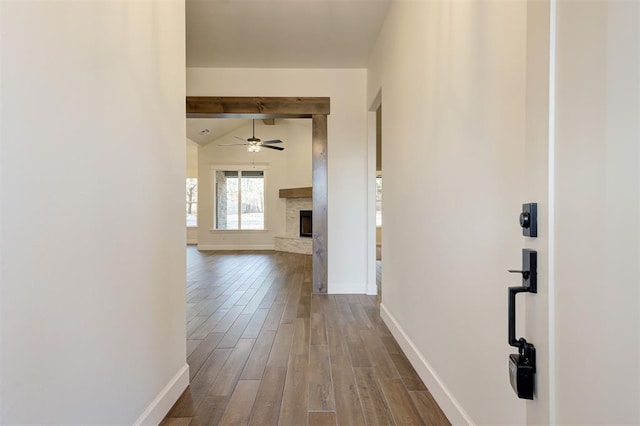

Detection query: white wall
(367, 1), (527, 424)
(553, 1), (640, 423)
(196, 120), (311, 250)
(187, 138), (199, 178)
(1, 2), (188, 424)
(187, 68), (368, 294)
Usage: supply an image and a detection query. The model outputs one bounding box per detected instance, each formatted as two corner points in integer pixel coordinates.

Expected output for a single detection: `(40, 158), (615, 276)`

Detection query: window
(376, 175), (382, 227)
(186, 178), (198, 227)
(214, 169), (265, 230)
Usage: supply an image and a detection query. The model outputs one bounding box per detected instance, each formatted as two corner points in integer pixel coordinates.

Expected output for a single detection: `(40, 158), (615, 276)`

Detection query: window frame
(210, 164), (269, 232)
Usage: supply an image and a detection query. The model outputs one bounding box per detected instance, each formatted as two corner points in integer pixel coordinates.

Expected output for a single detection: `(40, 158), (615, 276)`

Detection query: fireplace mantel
(279, 187), (312, 199)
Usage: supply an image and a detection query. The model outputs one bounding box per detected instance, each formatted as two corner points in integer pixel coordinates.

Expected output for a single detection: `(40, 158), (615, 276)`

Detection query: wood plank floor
(163, 248), (449, 426)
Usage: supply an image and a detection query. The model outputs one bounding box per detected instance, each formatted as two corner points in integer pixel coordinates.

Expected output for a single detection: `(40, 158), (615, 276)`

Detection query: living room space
(186, 119), (313, 254)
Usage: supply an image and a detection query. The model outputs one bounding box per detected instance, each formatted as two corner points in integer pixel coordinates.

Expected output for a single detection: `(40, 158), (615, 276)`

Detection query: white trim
(380, 304), (474, 426)
(327, 289), (369, 295)
(208, 229), (269, 233)
(547, 0), (557, 422)
(366, 109), (378, 295)
(197, 244), (275, 251)
(133, 363), (189, 426)
(366, 90), (382, 296)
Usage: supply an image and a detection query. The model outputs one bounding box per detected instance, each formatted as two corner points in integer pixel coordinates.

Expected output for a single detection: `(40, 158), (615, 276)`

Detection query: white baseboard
(133, 363), (189, 426)
(197, 244), (275, 251)
(327, 282), (368, 294)
(380, 304), (474, 425)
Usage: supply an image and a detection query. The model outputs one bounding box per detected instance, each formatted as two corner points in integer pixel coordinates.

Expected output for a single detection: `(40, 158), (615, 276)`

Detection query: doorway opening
(186, 96), (329, 294)
(375, 104), (382, 294)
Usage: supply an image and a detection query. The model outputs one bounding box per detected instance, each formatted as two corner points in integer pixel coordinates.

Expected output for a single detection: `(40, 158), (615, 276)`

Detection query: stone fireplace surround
(274, 198), (312, 255)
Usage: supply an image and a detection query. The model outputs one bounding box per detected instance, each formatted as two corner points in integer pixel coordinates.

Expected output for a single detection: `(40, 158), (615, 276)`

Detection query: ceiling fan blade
(218, 143), (249, 146)
(261, 139), (283, 145)
(234, 136), (248, 142)
(262, 145), (285, 151)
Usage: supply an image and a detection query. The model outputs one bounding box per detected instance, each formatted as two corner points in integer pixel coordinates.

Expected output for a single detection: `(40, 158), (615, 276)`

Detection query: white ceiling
(186, 0), (392, 68)
(187, 118), (311, 146)
(187, 118), (248, 145)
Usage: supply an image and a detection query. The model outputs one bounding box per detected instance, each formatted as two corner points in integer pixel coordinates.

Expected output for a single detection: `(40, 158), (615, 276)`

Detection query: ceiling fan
(218, 120), (284, 152)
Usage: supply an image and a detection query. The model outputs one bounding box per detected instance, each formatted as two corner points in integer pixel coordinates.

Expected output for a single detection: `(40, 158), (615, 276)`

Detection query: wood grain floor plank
(218, 313), (252, 348)
(310, 312), (326, 346)
(242, 281), (274, 314)
(353, 367), (395, 426)
(194, 293), (233, 318)
(308, 411), (337, 426)
(213, 305), (246, 334)
(218, 380), (261, 426)
(380, 378), (425, 425)
(187, 332), (225, 381)
(291, 317), (310, 356)
(331, 355), (366, 426)
(350, 303), (374, 330)
(262, 302), (286, 332)
(189, 309), (229, 340)
(345, 332), (372, 368)
(208, 338), (255, 398)
(186, 339), (202, 358)
(279, 353), (308, 426)
(296, 292), (311, 319)
(381, 335), (402, 355)
(390, 353), (428, 391)
(308, 344), (335, 411)
(360, 329), (401, 381)
(240, 330), (276, 380)
(409, 391), (451, 426)
(160, 417), (191, 426)
(168, 348), (232, 417)
(248, 366), (287, 426)
(256, 285), (279, 310)
(186, 315), (209, 338)
(241, 308), (270, 339)
(326, 317), (346, 358)
(266, 323), (295, 368)
(188, 395), (228, 426)
(280, 274), (303, 324)
(358, 294), (375, 307)
(324, 298), (347, 358)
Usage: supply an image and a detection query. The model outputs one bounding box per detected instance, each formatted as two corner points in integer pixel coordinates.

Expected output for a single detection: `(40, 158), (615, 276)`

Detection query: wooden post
(312, 114), (328, 293)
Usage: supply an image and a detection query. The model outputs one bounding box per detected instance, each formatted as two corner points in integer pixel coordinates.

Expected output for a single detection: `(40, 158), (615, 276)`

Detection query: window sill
(187, 226), (197, 229)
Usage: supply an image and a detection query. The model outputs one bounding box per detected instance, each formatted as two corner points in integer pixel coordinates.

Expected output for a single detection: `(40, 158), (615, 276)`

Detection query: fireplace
(299, 210), (312, 238)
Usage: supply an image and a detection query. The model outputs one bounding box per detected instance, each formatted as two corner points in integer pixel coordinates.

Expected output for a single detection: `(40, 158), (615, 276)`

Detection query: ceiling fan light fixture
(247, 144), (261, 153)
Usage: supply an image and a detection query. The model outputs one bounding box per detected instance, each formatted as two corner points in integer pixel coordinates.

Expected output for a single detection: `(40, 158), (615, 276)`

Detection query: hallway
(163, 248), (449, 425)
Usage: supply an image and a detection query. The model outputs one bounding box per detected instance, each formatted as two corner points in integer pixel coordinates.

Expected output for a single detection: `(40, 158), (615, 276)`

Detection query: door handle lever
(507, 249), (537, 348)
(508, 285), (531, 347)
(508, 269), (530, 279)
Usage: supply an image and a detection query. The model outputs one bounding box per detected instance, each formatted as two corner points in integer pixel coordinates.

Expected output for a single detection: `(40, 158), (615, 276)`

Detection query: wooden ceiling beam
(186, 96), (330, 118)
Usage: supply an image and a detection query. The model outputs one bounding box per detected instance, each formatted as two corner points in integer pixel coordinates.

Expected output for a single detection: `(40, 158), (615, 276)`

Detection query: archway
(186, 96), (329, 293)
